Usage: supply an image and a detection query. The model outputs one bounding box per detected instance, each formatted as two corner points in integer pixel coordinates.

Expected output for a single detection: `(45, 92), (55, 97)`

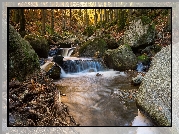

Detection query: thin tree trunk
(70, 9), (72, 31)
(85, 9), (88, 27)
(41, 9), (46, 36)
(115, 9), (118, 21)
(167, 9), (171, 31)
(51, 9), (54, 35)
(104, 9), (107, 22)
(94, 9), (97, 25)
(15, 9), (20, 24)
(19, 9), (25, 37)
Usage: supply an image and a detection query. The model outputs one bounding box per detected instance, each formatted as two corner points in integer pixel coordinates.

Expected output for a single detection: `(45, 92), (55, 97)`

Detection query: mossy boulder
(136, 45), (171, 126)
(124, 19), (155, 48)
(104, 44), (137, 71)
(104, 38), (120, 49)
(53, 55), (64, 67)
(9, 24), (40, 81)
(24, 34), (49, 58)
(79, 38), (107, 58)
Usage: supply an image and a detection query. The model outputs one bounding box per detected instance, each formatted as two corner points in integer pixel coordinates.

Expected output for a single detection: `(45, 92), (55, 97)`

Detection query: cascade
(59, 47), (75, 57)
(136, 62), (144, 72)
(62, 58), (105, 74)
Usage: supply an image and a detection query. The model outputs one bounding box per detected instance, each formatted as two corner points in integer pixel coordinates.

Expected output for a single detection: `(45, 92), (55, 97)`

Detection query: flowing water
(53, 57), (142, 126)
(42, 53), (153, 126)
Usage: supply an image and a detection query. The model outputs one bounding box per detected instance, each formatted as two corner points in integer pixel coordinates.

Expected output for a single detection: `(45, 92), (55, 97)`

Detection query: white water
(60, 47), (75, 57)
(132, 109), (153, 126)
(60, 68), (127, 78)
(136, 62), (144, 72)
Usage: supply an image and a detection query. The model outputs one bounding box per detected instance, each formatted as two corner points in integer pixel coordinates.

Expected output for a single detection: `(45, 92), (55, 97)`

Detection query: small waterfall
(136, 62), (149, 72)
(136, 62), (144, 72)
(62, 59), (105, 74)
(59, 47), (75, 57)
(60, 66), (67, 77)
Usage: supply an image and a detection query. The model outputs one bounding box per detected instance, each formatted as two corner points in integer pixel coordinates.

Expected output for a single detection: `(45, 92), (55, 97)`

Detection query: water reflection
(54, 71), (139, 126)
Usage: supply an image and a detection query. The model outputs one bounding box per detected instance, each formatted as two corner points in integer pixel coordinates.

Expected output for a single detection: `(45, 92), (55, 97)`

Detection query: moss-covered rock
(104, 45), (137, 71)
(9, 24), (40, 81)
(24, 34), (49, 58)
(104, 38), (120, 49)
(137, 54), (150, 65)
(79, 38), (107, 58)
(136, 45), (171, 126)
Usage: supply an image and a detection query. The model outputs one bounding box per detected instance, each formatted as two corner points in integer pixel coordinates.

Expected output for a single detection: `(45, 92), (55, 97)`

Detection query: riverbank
(8, 70), (79, 126)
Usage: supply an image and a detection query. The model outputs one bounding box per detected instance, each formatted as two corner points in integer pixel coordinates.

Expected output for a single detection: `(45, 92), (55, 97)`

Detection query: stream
(53, 56), (141, 126)
(45, 47), (153, 126)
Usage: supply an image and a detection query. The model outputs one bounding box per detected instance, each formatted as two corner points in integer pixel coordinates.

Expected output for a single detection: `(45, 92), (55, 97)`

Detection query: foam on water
(132, 110), (157, 134)
(132, 109), (153, 126)
(60, 69), (127, 78)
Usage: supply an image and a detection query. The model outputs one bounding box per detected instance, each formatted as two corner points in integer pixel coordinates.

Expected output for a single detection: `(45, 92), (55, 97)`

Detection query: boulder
(104, 44), (137, 71)
(124, 19), (155, 48)
(105, 38), (120, 49)
(53, 55), (64, 67)
(40, 61), (61, 80)
(24, 34), (49, 58)
(79, 38), (107, 57)
(9, 24), (40, 81)
(136, 45), (171, 126)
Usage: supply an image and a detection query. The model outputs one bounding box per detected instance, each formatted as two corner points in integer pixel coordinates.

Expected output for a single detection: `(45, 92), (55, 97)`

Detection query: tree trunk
(104, 9), (107, 22)
(19, 9), (25, 37)
(51, 9), (54, 35)
(100, 9), (102, 22)
(15, 9), (20, 24)
(85, 9), (88, 27)
(167, 9), (171, 31)
(110, 9), (113, 22)
(41, 9), (46, 36)
(115, 9), (118, 21)
(70, 9), (72, 31)
(94, 9), (97, 25)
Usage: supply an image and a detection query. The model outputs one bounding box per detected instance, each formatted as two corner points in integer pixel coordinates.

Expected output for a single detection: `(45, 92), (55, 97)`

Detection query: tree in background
(19, 9), (25, 37)
(41, 9), (46, 36)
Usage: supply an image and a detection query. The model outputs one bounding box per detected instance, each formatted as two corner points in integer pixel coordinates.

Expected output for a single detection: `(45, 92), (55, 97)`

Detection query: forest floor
(9, 70), (79, 126)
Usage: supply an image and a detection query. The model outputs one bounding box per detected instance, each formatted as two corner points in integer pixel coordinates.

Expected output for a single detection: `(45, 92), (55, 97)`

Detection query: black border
(7, 6), (172, 127)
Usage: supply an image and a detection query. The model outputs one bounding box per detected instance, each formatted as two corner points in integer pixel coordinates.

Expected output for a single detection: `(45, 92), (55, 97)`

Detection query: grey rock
(124, 19), (155, 48)
(131, 74), (143, 86)
(136, 45), (171, 126)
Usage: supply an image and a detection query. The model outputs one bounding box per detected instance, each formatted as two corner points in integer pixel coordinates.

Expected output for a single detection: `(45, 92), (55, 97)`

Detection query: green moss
(137, 54), (149, 63)
(141, 15), (152, 25)
(79, 38), (107, 57)
(124, 44), (132, 51)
